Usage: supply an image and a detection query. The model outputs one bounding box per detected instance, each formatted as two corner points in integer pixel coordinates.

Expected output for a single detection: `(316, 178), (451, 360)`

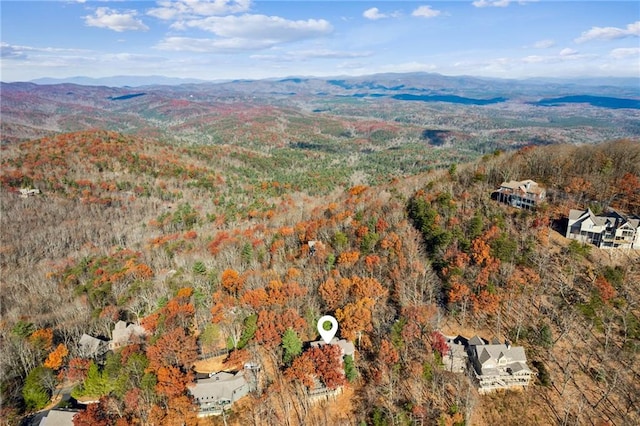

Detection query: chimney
(505, 340), (511, 350)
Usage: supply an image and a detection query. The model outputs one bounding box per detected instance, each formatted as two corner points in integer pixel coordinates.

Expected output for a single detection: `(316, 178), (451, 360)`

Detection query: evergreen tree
(344, 355), (357, 382)
(22, 366), (53, 411)
(281, 328), (303, 365)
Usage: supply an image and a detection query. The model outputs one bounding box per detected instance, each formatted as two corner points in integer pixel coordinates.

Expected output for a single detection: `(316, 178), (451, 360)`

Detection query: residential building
(309, 338), (355, 359)
(437, 333), (533, 392)
(566, 208), (640, 249)
(189, 367), (258, 417)
(307, 338), (355, 400)
(78, 333), (108, 359)
(494, 179), (546, 209)
(468, 339), (533, 393)
(38, 409), (78, 426)
(109, 320), (147, 350)
(19, 187), (40, 198)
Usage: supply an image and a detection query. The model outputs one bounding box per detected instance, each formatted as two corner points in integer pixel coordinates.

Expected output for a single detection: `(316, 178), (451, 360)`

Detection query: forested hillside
(1, 130), (639, 425)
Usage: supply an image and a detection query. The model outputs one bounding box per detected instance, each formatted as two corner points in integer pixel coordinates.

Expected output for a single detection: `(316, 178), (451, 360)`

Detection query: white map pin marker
(317, 315), (338, 344)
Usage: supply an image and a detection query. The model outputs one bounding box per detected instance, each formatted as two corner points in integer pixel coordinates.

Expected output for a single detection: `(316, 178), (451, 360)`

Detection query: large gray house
(467, 337), (533, 393)
(440, 333), (533, 393)
(189, 367), (258, 417)
(566, 208), (640, 249)
(494, 179), (546, 210)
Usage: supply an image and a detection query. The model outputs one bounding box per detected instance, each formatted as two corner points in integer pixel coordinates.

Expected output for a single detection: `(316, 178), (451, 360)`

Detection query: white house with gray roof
(109, 320), (147, 350)
(495, 179), (546, 210)
(437, 333), (532, 392)
(566, 208), (640, 249)
(468, 340), (532, 393)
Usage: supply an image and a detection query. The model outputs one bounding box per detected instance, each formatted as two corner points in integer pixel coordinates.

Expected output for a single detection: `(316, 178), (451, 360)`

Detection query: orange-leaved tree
(335, 297), (375, 347)
(221, 268), (244, 296)
(44, 343), (68, 370)
(307, 345), (346, 390)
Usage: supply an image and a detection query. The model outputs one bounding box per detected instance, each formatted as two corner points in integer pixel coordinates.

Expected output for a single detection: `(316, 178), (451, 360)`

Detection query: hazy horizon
(2, 71), (638, 89)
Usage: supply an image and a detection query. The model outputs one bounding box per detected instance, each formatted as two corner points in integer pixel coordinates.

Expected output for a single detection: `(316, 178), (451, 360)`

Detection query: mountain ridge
(8, 71), (639, 91)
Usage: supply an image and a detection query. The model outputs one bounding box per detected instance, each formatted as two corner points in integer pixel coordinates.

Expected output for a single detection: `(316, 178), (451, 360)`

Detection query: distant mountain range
(29, 75), (213, 87)
(2, 71), (639, 145)
(22, 72), (640, 92)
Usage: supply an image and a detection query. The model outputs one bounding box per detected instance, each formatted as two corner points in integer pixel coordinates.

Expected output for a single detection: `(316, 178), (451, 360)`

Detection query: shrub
(538, 323), (553, 348)
(344, 355), (357, 382)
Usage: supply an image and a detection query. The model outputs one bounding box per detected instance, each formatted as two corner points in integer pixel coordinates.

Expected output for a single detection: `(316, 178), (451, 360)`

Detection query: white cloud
(522, 50), (588, 64)
(158, 13), (335, 53)
(285, 49), (372, 59)
(147, 0), (252, 20)
(0, 42), (91, 59)
(84, 7), (149, 32)
(472, 0), (512, 8)
(155, 13), (333, 53)
(412, 6), (441, 18)
(610, 47), (640, 59)
(1, 42), (28, 59)
(522, 55), (544, 64)
(252, 49), (373, 62)
(249, 54), (294, 63)
(101, 53), (166, 63)
(559, 48), (578, 56)
(532, 39), (555, 49)
(337, 62), (368, 70)
(156, 36), (267, 52)
(0, 42), (176, 81)
(379, 61), (437, 73)
(363, 7), (387, 20)
(472, 0), (535, 8)
(575, 21), (640, 43)
(167, 14), (332, 49)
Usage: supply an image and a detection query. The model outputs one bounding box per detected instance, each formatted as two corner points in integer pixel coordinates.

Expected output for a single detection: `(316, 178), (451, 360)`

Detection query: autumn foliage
(43, 344), (68, 370)
(1, 123), (639, 426)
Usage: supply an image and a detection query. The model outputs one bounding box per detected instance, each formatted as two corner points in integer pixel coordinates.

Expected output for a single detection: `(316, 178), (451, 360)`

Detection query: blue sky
(1, 1), (639, 81)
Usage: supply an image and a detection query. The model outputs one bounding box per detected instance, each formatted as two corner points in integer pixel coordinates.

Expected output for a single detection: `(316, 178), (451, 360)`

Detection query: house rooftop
(468, 335), (487, 346)
(499, 179), (544, 194)
(110, 320), (147, 348)
(39, 409), (78, 426)
(473, 344), (530, 375)
(78, 333), (107, 357)
(310, 338), (355, 358)
(190, 371), (248, 403)
(569, 208), (640, 228)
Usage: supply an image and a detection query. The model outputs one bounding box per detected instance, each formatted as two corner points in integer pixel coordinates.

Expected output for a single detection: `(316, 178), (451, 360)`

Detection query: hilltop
(1, 72), (639, 425)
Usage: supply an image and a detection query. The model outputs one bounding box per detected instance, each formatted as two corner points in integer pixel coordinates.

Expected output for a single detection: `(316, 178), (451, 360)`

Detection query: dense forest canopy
(1, 110), (639, 425)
